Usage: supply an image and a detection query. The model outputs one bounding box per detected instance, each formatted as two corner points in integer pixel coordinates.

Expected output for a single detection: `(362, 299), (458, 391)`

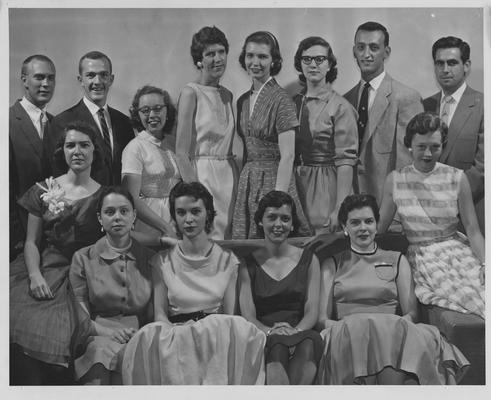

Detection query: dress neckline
(252, 248), (305, 283)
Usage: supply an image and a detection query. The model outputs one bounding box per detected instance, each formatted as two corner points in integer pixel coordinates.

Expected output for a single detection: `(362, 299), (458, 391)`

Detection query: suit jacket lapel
(440, 87), (475, 162)
(13, 101), (44, 158)
(367, 74), (391, 141)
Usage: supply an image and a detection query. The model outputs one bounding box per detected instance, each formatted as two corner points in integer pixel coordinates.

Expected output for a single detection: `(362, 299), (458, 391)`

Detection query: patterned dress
(183, 82), (238, 240)
(10, 183), (103, 365)
(317, 248), (469, 384)
(232, 79), (312, 239)
(294, 87), (358, 232)
(122, 244), (266, 384)
(392, 163), (484, 318)
(121, 130), (181, 236)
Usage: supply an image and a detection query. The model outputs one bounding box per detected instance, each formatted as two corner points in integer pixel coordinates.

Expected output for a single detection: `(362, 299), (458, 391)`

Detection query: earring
(343, 231), (349, 237)
(197, 61), (203, 68)
(290, 226), (294, 232)
(101, 225), (105, 233)
(271, 62), (274, 67)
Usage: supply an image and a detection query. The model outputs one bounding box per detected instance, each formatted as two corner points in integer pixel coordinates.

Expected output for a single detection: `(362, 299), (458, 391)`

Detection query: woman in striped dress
(378, 112), (484, 318)
(232, 31), (312, 239)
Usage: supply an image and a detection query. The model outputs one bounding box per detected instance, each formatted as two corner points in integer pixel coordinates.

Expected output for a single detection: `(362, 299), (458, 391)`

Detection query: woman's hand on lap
(29, 273), (54, 300)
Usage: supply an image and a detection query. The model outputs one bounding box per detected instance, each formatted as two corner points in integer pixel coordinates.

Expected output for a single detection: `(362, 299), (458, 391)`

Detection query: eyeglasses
(138, 104), (167, 116)
(300, 56), (329, 66)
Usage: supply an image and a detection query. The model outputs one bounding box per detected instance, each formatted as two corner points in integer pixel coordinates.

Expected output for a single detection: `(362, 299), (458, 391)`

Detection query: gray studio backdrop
(9, 8), (483, 136)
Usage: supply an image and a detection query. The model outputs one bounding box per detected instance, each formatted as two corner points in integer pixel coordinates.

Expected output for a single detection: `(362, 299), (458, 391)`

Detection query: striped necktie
(39, 111), (47, 139)
(97, 108), (112, 159)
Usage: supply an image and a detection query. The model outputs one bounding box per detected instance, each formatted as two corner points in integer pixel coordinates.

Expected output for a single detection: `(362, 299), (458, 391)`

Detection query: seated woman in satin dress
(239, 190), (322, 385)
(122, 85), (180, 239)
(379, 112), (484, 318)
(122, 181), (266, 385)
(317, 194), (469, 384)
(10, 121), (104, 385)
(69, 186), (155, 384)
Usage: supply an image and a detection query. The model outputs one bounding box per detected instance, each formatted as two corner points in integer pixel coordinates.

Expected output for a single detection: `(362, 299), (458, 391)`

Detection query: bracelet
(266, 328), (274, 336)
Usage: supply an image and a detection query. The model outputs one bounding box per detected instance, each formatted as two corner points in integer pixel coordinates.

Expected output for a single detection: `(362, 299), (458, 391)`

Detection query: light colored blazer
(423, 85), (484, 200)
(344, 73), (423, 204)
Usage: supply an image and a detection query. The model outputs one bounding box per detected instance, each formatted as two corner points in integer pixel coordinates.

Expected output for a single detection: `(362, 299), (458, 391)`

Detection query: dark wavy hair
(129, 85), (176, 133)
(355, 21), (390, 47)
(52, 120), (103, 174)
(169, 181), (216, 235)
(239, 31), (282, 76)
(338, 194), (380, 227)
(254, 190), (299, 238)
(404, 112), (448, 148)
(432, 36), (470, 63)
(294, 36), (338, 84)
(96, 185), (135, 214)
(190, 26), (229, 66)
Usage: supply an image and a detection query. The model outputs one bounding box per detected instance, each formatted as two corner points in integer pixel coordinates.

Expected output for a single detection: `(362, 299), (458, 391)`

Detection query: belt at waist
(408, 232), (463, 247)
(168, 310), (213, 323)
(193, 154), (236, 161)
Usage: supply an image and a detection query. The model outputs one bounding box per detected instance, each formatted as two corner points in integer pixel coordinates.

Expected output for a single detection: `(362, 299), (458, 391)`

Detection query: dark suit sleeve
(465, 113), (484, 200)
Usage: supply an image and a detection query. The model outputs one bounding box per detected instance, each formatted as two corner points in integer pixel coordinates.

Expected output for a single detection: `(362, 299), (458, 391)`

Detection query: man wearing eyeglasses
(423, 36), (484, 234)
(344, 21), (423, 207)
(51, 51), (134, 185)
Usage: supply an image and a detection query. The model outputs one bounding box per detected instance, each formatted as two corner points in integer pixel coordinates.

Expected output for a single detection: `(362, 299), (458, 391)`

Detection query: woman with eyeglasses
(175, 26), (239, 240)
(293, 37), (358, 234)
(232, 31), (312, 239)
(122, 85), (181, 239)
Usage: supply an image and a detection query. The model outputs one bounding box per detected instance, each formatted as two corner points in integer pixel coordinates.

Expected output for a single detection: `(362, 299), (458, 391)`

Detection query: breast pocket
(374, 263), (396, 281)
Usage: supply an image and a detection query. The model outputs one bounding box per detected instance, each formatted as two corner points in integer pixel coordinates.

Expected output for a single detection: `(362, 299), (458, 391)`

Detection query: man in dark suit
(9, 55), (56, 258)
(52, 51), (134, 185)
(423, 36), (484, 234)
(344, 21), (423, 206)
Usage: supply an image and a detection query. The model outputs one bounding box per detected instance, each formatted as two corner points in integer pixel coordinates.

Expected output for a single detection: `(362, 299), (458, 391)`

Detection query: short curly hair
(404, 112), (448, 148)
(190, 26), (229, 66)
(239, 31), (282, 76)
(338, 194), (380, 227)
(129, 85), (176, 134)
(169, 181), (217, 235)
(294, 36), (338, 84)
(52, 120), (103, 174)
(254, 190), (299, 238)
(96, 185), (135, 214)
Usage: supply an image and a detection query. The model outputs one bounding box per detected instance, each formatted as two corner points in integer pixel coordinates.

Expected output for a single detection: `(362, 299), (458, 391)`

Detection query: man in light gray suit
(423, 36), (484, 234)
(344, 21), (423, 206)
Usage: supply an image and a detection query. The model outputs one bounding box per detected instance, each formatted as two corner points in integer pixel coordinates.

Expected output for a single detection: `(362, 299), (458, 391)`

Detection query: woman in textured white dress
(379, 112), (485, 318)
(175, 26), (238, 240)
(122, 182), (266, 384)
(122, 85), (180, 239)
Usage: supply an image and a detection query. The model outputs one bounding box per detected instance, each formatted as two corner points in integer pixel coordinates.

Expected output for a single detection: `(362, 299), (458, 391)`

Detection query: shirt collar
(362, 70), (386, 91)
(94, 236), (137, 261)
(20, 96), (46, 117)
(440, 81), (467, 104)
(250, 76), (274, 95)
(137, 130), (162, 146)
(83, 96), (108, 116)
(300, 84), (333, 102)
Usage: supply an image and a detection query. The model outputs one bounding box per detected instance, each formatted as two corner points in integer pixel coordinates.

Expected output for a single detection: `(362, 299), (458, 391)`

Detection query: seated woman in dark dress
(10, 121), (104, 384)
(317, 194), (469, 384)
(69, 186), (155, 384)
(239, 190), (322, 385)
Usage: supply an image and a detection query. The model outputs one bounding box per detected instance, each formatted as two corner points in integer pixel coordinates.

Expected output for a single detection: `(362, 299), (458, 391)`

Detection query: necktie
(97, 108), (112, 159)
(39, 111), (47, 139)
(357, 82), (370, 144)
(440, 95), (453, 127)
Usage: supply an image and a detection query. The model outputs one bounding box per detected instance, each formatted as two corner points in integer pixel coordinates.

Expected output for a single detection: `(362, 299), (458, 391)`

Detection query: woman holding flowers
(10, 120), (104, 385)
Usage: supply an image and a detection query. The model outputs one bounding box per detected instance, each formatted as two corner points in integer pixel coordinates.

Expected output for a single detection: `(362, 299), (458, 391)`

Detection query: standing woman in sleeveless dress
(239, 191), (322, 384)
(232, 31), (312, 239)
(175, 26), (238, 240)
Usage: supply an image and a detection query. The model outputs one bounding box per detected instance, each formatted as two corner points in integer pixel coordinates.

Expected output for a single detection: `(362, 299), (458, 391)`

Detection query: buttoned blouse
(70, 237), (154, 319)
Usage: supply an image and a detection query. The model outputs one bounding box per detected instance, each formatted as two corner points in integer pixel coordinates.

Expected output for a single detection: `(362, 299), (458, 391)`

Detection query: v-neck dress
(121, 130), (181, 236)
(293, 88), (358, 232)
(245, 248), (322, 359)
(232, 79), (312, 239)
